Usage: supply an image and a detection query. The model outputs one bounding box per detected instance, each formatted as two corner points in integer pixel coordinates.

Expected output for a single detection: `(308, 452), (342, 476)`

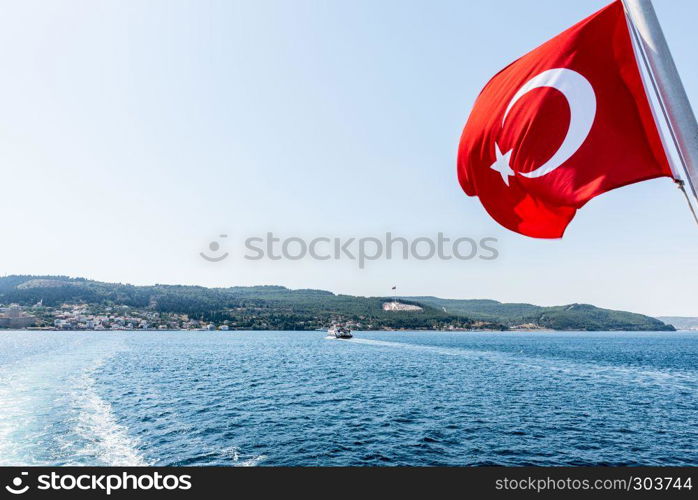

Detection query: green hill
(656, 316), (698, 330)
(0, 275), (674, 331)
(410, 296), (673, 331)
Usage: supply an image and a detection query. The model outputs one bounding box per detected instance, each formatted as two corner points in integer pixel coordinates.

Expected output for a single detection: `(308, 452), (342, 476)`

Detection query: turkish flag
(457, 0), (673, 238)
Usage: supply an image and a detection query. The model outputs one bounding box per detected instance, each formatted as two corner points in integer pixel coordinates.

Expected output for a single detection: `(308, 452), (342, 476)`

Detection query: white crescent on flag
(491, 68), (597, 184)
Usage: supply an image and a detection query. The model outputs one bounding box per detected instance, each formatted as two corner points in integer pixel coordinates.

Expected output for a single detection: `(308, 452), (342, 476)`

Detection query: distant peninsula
(656, 316), (698, 331)
(0, 275), (674, 332)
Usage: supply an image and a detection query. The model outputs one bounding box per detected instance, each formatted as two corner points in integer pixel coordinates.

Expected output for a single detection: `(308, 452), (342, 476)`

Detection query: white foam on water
(68, 360), (150, 466)
(349, 337), (698, 393)
(0, 369), (42, 465)
(0, 340), (97, 465)
(0, 335), (149, 466)
(237, 455), (268, 467)
(225, 446), (268, 467)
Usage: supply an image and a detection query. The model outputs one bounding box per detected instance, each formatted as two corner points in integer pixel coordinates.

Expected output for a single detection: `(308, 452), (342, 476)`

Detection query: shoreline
(2, 327), (688, 333)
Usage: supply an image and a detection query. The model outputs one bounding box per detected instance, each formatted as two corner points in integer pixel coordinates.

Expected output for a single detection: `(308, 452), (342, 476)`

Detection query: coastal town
(0, 301), (478, 332)
(0, 303), (230, 331)
(0, 301), (424, 332)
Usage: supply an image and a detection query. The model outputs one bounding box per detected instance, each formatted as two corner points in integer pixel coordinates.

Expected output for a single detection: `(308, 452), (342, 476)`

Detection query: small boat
(327, 324), (352, 339)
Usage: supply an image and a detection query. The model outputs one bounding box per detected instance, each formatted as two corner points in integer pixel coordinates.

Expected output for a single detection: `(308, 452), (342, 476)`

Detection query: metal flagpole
(623, 0), (698, 212)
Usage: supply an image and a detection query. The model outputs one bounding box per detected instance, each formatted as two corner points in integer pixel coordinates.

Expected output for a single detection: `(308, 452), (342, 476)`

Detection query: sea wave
(1, 331), (696, 466)
(0, 334), (147, 465)
(0, 370), (35, 465)
(225, 447), (267, 467)
(68, 360), (150, 466)
(349, 337), (698, 393)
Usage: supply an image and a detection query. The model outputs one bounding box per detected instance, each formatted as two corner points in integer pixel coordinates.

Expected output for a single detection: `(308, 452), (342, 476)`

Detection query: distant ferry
(327, 325), (352, 339)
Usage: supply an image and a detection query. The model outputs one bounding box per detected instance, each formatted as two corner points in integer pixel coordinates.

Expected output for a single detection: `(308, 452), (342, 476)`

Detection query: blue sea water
(0, 330), (696, 466)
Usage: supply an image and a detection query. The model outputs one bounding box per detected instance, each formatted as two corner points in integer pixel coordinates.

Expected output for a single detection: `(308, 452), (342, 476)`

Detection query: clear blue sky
(1, 0), (696, 316)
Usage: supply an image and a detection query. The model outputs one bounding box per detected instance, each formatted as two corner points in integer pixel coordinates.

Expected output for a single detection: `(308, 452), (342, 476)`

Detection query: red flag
(457, 0), (673, 238)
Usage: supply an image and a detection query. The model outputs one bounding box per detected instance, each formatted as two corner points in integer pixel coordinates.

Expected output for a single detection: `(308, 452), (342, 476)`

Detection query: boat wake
(68, 360), (149, 466)
(226, 446), (267, 467)
(349, 338), (698, 393)
(0, 366), (39, 465)
(0, 335), (148, 466)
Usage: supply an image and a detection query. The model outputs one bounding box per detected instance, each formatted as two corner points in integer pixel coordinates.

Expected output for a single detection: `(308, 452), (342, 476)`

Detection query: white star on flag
(489, 142), (516, 186)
